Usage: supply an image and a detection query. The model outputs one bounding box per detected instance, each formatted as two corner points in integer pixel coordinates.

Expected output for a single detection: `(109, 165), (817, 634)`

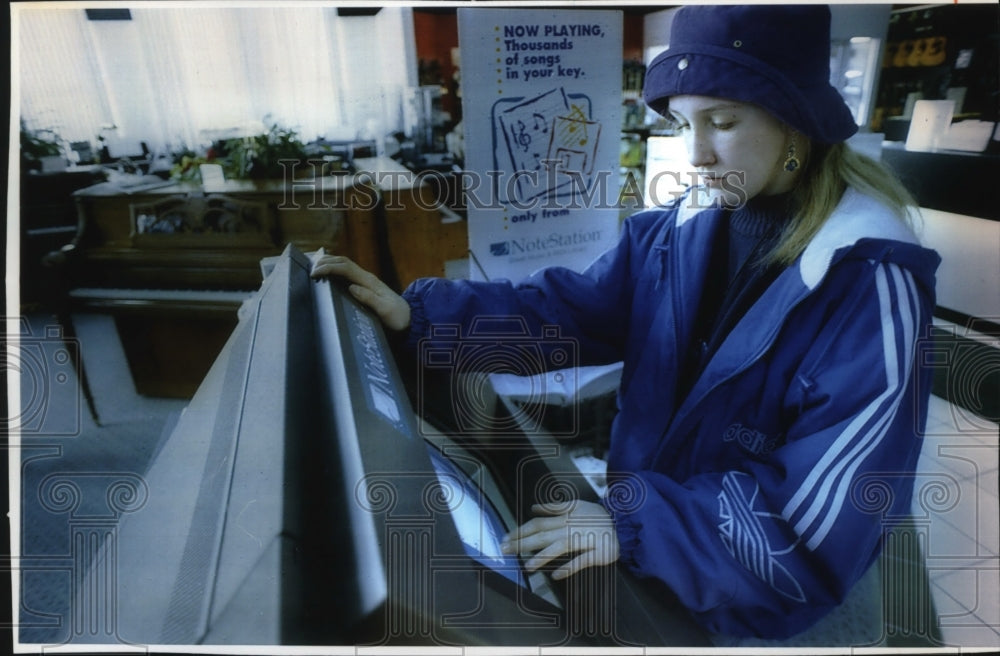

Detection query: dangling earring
(784, 138), (801, 173)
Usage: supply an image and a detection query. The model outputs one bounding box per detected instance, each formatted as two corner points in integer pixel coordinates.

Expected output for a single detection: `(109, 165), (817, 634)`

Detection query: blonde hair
(769, 142), (918, 266)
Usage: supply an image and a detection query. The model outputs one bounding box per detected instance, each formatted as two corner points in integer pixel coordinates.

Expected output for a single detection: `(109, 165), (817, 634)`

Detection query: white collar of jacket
(799, 187), (921, 289)
(675, 186), (923, 290)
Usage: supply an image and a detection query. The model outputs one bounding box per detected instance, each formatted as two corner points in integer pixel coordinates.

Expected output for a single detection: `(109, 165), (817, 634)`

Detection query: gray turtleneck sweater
(679, 192), (793, 402)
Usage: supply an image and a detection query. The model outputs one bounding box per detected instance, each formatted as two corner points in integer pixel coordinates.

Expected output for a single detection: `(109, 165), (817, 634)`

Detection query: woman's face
(666, 95), (803, 206)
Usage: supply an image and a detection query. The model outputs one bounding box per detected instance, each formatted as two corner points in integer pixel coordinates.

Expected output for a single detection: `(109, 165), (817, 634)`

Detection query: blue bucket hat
(643, 4), (858, 144)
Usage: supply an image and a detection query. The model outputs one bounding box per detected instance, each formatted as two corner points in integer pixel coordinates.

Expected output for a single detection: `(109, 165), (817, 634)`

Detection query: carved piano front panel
(130, 194), (275, 249)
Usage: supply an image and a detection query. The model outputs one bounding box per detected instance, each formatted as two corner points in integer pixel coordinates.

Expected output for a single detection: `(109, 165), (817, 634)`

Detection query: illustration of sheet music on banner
(494, 88), (600, 205)
(459, 9), (622, 282)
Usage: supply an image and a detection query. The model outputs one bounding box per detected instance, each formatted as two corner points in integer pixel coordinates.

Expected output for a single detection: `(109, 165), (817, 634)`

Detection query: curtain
(17, 8), (114, 144)
(16, 6), (415, 155)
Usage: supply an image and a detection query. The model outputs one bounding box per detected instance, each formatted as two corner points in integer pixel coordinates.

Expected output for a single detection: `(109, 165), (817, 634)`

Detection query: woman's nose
(685, 130), (716, 168)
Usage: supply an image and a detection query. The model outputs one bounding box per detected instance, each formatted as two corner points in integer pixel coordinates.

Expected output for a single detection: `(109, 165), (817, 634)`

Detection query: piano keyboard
(68, 287), (256, 315)
(68, 288), (254, 303)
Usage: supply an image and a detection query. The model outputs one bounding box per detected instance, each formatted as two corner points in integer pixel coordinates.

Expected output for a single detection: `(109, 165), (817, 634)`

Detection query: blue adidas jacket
(402, 187), (941, 639)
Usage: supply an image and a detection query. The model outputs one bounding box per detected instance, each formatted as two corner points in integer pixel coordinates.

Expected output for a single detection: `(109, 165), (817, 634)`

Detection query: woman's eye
(712, 121), (735, 130)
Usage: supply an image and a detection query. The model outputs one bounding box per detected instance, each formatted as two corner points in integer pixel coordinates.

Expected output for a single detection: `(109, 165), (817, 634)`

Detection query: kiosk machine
(75, 245), (708, 647)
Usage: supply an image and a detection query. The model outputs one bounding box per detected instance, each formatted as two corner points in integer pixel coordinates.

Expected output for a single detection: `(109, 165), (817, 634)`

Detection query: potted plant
(21, 121), (66, 172)
(224, 123), (307, 180)
(169, 147), (211, 182)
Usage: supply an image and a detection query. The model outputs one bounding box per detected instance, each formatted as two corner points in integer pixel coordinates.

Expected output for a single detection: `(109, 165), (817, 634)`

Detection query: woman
(313, 5), (941, 643)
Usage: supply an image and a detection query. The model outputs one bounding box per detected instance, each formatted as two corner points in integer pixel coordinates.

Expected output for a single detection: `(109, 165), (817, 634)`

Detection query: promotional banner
(458, 9), (623, 282)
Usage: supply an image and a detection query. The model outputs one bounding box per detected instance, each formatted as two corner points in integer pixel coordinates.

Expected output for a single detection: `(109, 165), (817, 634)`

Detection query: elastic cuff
(401, 287), (428, 351)
(602, 495), (641, 570)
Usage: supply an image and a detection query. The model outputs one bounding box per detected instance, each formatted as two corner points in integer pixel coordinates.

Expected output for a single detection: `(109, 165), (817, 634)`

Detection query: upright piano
(56, 158), (468, 400)
(72, 245), (709, 647)
(60, 169), (380, 399)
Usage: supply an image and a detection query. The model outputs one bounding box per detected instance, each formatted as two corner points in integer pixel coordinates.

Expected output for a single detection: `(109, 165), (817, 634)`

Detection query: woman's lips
(700, 173), (722, 187)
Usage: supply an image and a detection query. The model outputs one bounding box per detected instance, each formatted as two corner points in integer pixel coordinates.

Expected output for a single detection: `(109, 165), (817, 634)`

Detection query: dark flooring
(16, 312), (185, 645)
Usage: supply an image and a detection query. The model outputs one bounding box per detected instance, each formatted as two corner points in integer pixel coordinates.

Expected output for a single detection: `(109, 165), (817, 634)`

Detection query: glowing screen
(426, 446), (527, 588)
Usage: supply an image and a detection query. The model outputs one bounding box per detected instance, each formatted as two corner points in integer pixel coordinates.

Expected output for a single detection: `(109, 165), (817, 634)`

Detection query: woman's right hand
(310, 254), (411, 333)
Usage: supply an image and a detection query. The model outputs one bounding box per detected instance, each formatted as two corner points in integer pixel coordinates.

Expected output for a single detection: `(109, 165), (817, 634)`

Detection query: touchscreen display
(426, 446), (527, 589)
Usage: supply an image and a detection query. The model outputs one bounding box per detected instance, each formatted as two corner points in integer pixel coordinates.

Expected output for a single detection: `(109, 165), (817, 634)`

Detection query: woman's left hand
(500, 500), (620, 580)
